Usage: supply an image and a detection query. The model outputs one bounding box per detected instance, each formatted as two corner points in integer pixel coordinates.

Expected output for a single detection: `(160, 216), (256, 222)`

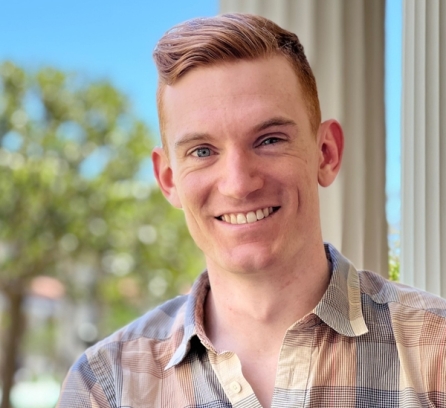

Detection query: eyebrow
(253, 117), (297, 133)
(174, 117), (297, 151)
(174, 133), (212, 151)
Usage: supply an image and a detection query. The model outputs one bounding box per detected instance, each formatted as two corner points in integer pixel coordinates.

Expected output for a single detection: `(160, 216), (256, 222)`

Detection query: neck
(204, 242), (330, 352)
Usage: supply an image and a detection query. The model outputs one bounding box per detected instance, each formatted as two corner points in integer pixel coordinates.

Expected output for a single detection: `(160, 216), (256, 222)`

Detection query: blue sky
(0, 0), (402, 245)
(385, 0), (402, 243)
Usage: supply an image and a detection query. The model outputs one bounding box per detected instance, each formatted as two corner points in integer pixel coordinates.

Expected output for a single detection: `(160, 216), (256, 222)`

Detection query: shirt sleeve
(57, 353), (114, 408)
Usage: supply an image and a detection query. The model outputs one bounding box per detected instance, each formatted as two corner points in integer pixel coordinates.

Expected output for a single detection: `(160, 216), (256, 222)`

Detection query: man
(58, 14), (446, 408)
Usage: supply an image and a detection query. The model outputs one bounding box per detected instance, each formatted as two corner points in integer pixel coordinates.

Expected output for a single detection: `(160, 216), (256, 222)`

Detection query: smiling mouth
(216, 207), (280, 225)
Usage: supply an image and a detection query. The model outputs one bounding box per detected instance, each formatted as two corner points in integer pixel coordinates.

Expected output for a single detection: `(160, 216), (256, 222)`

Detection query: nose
(217, 150), (264, 199)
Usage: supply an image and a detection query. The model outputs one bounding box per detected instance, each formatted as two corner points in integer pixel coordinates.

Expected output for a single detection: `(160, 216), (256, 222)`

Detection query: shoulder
(72, 294), (189, 378)
(58, 295), (190, 407)
(358, 270), (446, 336)
(358, 270), (446, 314)
(90, 293), (189, 357)
(354, 271), (446, 398)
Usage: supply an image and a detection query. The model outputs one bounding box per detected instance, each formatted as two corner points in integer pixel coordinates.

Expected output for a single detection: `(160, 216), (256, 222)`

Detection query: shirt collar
(165, 271), (210, 370)
(312, 244), (368, 337)
(165, 243), (368, 369)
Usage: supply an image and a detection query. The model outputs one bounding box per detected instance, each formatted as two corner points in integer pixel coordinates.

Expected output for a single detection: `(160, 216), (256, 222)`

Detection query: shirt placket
(271, 317), (318, 408)
(207, 350), (263, 407)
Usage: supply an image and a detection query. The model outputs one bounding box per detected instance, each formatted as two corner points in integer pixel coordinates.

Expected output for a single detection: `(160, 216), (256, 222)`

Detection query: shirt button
(230, 381), (242, 393)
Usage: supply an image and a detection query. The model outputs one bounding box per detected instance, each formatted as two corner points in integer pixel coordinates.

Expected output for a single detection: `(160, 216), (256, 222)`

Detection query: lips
(217, 206), (279, 224)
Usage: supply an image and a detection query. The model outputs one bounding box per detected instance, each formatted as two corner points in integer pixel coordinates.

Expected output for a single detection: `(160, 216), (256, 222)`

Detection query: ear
(152, 147), (182, 208)
(317, 119), (344, 187)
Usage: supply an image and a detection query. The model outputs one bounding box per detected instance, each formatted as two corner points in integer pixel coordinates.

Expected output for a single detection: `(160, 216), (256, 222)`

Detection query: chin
(217, 248), (279, 274)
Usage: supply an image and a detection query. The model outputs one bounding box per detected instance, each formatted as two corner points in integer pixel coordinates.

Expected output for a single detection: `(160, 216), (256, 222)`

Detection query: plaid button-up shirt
(58, 244), (446, 407)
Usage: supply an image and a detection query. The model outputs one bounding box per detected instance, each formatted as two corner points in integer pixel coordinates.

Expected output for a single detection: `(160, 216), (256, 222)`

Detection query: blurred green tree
(0, 62), (204, 408)
(388, 253), (400, 282)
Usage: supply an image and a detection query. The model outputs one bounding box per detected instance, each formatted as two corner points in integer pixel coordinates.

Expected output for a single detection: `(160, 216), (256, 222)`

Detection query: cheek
(279, 161), (319, 203)
(175, 171), (210, 213)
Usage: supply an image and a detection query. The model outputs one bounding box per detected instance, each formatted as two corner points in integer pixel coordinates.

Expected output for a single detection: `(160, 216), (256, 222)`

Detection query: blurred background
(0, 0), (405, 407)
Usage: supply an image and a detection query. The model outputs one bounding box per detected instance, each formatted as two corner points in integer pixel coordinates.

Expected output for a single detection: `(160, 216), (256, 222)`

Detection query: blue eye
(193, 147), (211, 157)
(261, 137), (280, 145)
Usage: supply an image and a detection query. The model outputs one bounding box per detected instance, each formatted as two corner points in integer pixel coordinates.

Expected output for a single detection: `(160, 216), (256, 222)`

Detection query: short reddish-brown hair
(153, 13), (321, 147)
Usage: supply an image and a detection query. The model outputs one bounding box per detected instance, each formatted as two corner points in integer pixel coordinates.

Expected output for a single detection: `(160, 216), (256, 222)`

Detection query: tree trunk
(1, 286), (25, 408)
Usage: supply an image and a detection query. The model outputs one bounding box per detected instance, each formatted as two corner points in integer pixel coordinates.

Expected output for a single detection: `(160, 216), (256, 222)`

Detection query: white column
(401, 0), (446, 296)
(220, 0), (388, 276)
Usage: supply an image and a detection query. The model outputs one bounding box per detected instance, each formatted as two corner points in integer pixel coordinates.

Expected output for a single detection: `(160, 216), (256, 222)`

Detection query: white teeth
(246, 212), (257, 223)
(220, 207), (276, 224)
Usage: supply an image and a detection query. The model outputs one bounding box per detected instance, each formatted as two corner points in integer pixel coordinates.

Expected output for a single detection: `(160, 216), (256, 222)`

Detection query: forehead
(161, 56), (309, 147)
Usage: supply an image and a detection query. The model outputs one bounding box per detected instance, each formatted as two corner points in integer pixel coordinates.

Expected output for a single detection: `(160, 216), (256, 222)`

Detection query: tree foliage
(388, 253), (400, 282)
(0, 61), (204, 407)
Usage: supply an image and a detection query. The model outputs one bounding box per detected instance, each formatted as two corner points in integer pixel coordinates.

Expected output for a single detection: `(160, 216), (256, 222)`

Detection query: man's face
(154, 56), (336, 274)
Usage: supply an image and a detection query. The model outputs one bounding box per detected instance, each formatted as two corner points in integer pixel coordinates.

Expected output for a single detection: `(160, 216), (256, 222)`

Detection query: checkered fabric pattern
(57, 244), (446, 407)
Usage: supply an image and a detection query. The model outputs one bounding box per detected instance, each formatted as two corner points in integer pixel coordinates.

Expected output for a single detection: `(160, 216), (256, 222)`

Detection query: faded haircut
(153, 13), (321, 147)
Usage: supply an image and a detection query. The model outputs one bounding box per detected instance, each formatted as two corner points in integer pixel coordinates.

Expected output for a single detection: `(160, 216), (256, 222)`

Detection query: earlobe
(152, 147), (182, 208)
(317, 120), (344, 187)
